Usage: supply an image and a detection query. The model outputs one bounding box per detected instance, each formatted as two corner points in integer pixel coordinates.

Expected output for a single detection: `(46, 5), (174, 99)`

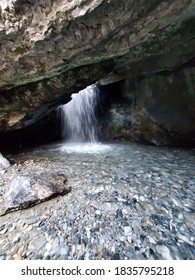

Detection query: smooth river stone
(0, 173), (71, 216)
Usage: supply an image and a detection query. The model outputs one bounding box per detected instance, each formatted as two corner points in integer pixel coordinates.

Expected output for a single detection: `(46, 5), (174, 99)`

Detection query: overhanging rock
(0, 0), (194, 143)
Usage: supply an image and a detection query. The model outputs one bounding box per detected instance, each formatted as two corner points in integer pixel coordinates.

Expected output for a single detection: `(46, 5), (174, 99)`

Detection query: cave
(0, 0), (195, 262)
(1, 64), (194, 153)
(0, 0), (194, 150)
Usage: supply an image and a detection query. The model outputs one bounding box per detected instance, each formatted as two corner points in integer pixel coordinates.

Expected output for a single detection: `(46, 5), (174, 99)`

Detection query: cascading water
(61, 84), (100, 143)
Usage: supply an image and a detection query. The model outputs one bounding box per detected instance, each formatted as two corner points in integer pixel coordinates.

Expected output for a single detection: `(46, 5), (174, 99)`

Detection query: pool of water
(18, 141), (195, 169)
(2, 141), (194, 260)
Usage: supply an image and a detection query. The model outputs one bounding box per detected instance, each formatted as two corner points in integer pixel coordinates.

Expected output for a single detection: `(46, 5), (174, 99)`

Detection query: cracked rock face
(0, 172), (71, 216)
(0, 0), (194, 144)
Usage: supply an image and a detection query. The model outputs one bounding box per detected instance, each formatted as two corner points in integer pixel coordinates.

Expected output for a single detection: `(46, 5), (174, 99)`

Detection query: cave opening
(0, 82), (113, 153)
(0, 72), (195, 155)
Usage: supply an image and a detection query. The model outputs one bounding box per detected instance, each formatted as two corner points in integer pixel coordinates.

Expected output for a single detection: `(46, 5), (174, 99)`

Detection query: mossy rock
(14, 45), (30, 55)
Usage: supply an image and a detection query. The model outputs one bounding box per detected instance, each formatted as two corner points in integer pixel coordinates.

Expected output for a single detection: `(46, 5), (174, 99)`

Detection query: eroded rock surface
(0, 172), (71, 216)
(0, 0), (194, 137)
(99, 66), (195, 146)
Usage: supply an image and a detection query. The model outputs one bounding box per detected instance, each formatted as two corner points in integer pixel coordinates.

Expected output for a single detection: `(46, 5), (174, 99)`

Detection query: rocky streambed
(0, 142), (194, 260)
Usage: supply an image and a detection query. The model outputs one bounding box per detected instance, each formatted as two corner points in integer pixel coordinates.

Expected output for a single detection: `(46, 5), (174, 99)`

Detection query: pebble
(13, 234), (20, 244)
(177, 233), (194, 246)
(0, 239), (6, 245)
(9, 225), (16, 232)
(0, 143), (194, 260)
(156, 245), (173, 260)
(0, 228), (8, 235)
(124, 226), (132, 236)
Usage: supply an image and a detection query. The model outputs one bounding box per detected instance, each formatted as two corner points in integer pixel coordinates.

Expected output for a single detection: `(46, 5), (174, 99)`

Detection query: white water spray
(61, 84), (100, 143)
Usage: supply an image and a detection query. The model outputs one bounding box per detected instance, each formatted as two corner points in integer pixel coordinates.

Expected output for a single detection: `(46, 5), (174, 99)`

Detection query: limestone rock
(0, 0), (194, 148)
(0, 153), (10, 171)
(0, 0), (194, 134)
(0, 172), (71, 216)
(99, 68), (195, 147)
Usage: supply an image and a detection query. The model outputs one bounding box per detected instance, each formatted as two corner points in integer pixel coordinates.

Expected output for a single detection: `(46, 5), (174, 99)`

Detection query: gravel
(0, 142), (194, 260)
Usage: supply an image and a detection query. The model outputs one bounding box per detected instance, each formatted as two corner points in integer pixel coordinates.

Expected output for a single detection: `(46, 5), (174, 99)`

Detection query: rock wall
(99, 64), (195, 147)
(136, 66), (195, 146)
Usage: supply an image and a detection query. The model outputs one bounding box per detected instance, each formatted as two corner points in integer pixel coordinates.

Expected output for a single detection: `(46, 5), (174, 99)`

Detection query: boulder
(0, 172), (71, 216)
(0, 153), (10, 171)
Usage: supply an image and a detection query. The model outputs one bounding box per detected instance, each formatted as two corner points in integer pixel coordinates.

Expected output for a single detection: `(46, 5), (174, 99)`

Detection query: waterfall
(61, 84), (100, 143)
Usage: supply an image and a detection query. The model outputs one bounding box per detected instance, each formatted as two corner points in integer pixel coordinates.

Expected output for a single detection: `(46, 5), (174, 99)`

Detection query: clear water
(60, 84), (100, 143)
(9, 141), (195, 260)
(28, 141), (195, 162)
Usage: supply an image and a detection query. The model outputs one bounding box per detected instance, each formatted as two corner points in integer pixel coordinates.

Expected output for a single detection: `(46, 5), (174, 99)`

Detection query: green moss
(14, 45), (30, 55)
(111, 123), (128, 138)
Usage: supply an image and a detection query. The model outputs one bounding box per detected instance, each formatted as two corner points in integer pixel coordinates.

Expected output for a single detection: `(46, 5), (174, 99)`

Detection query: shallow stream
(0, 142), (194, 259)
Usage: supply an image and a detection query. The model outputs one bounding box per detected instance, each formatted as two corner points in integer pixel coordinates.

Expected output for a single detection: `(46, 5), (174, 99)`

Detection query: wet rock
(0, 143), (194, 260)
(156, 245), (173, 260)
(124, 227), (132, 236)
(0, 173), (70, 216)
(14, 254), (23, 260)
(0, 228), (8, 235)
(0, 0), (194, 152)
(151, 214), (171, 230)
(0, 153), (10, 171)
(0, 255), (6, 260)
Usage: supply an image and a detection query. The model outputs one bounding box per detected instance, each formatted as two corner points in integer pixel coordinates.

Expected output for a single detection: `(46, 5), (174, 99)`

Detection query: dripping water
(61, 84), (100, 143)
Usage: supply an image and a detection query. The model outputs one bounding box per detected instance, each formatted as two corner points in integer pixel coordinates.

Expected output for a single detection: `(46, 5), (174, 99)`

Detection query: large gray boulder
(0, 172), (71, 216)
